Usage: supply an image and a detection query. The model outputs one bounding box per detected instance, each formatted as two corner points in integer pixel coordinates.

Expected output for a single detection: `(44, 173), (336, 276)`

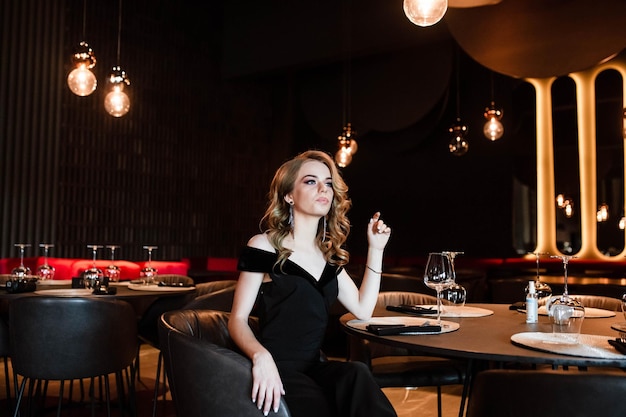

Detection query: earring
(288, 201), (294, 228)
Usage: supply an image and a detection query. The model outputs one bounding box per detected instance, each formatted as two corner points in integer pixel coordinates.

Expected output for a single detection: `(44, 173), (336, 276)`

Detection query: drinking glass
(621, 293), (626, 322)
(423, 252), (454, 325)
(37, 243), (56, 281)
(441, 251), (467, 307)
(104, 245), (121, 283)
(140, 246), (158, 285)
(11, 243), (32, 278)
(524, 251), (552, 299)
(547, 255), (585, 343)
(84, 245), (103, 289)
(441, 284), (467, 307)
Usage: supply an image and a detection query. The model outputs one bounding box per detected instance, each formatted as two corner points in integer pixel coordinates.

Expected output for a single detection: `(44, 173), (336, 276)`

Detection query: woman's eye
(325, 182), (333, 188)
(305, 179), (316, 185)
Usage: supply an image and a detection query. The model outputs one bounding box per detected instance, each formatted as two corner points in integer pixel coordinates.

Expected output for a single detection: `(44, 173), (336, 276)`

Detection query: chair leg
(57, 380), (65, 417)
(13, 377), (26, 417)
(437, 386), (442, 417)
(3, 357), (12, 415)
(152, 351), (163, 417)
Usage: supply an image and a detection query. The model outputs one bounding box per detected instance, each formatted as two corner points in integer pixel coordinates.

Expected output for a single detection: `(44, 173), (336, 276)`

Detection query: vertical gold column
(527, 77), (560, 255)
(569, 71), (604, 258)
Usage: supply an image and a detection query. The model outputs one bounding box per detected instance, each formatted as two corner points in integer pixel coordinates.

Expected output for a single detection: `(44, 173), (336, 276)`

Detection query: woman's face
(286, 160), (333, 218)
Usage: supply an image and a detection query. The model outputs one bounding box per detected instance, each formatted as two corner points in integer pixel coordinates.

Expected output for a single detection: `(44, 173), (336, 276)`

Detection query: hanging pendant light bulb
(403, 0), (448, 27)
(105, 0), (130, 117)
(335, 124), (358, 168)
(449, 119), (469, 156)
(483, 101), (504, 141)
(67, 0), (96, 96)
(104, 66), (130, 117)
(67, 41), (97, 96)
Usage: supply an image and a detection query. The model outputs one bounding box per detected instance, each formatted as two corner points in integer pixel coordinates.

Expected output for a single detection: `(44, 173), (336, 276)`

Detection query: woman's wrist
(366, 265), (382, 274)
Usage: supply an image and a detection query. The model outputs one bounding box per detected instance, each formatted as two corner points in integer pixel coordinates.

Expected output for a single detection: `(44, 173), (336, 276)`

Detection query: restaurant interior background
(1, 0), (626, 266)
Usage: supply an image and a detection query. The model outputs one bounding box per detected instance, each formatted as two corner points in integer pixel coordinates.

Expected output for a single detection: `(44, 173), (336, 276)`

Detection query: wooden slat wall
(0, 0), (64, 259)
(0, 0), (288, 261)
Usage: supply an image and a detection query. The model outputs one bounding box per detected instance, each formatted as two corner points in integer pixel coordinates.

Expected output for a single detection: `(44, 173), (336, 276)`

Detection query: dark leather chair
(136, 274), (195, 417)
(9, 296), (138, 417)
(347, 291), (466, 417)
(0, 315), (12, 415)
(158, 309), (291, 417)
(149, 278), (235, 417)
(466, 369), (626, 417)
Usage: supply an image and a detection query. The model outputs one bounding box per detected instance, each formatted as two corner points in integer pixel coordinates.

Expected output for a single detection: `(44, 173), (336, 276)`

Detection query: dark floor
(1, 345), (464, 417)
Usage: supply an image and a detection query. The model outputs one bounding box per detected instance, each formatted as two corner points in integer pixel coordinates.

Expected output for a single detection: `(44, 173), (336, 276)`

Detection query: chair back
(159, 309), (290, 417)
(194, 279), (238, 297)
(183, 286), (235, 311)
(538, 294), (623, 311)
(376, 291), (438, 309)
(9, 297), (137, 380)
(466, 369), (626, 417)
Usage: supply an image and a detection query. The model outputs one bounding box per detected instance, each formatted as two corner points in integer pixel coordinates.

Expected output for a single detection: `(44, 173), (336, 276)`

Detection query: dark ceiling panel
(446, 0), (626, 78)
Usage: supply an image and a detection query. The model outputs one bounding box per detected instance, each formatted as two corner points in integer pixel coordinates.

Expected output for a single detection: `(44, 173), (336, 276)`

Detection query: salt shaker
(526, 280), (538, 323)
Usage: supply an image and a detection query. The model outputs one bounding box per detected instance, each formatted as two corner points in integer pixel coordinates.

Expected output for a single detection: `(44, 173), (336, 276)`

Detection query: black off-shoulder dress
(238, 246), (397, 417)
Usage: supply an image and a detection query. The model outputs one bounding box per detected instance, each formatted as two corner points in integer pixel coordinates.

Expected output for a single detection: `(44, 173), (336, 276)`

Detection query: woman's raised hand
(367, 212), (391, 250)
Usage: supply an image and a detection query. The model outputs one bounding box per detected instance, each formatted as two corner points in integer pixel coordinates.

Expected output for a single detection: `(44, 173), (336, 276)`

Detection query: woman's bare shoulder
(247, 233), (274, 251)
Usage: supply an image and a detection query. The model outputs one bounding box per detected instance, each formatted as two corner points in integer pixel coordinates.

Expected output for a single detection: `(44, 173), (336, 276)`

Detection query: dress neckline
(245, 246), (332, 283)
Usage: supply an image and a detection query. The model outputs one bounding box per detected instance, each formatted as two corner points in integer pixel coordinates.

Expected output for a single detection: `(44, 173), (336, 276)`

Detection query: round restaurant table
(341, 303), (626, 368)
(341, 303), (626, 417)
(0, 281), (197, 319)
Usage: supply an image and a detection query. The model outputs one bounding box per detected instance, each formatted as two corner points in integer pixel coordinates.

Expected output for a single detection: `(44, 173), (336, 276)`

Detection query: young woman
(229, 150), (396, 417)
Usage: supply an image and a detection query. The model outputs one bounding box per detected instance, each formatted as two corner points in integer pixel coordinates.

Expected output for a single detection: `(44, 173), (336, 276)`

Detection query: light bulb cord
(455, 45), (461, 120)
(341, 0), (352, 127)
(81, 0), (87, 39)
(116, 0), (123, 64)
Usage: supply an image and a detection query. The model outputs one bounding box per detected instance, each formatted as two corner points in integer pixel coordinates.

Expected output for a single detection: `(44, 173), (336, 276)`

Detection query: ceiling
(221, 0), (626, 80)
(217, 0), (626, 143)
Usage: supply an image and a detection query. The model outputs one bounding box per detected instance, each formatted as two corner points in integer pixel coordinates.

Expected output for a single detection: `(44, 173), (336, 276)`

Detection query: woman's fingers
(370, 212), (390, 235)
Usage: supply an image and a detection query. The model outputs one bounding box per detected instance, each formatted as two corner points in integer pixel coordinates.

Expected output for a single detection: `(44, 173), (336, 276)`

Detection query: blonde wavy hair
(260, 150), (352, 268)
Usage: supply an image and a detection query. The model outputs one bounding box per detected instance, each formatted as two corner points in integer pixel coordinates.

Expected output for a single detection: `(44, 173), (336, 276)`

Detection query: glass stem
(563, 262), (569, 297)
(436, 289), (442, 325)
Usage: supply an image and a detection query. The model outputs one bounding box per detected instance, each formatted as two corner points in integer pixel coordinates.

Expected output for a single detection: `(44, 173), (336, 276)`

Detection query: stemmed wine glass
(441, 251), (467, 308)
(525, 251), (552, 299)
(547, 254), (585, 343)
(140, 246), (158, 285)
(12, 243), (32, 278)
(84, 245), (103, 289)
(37, 243), (56, 281)
(104, 245), (121, 283)
(423, 252), (454, 325)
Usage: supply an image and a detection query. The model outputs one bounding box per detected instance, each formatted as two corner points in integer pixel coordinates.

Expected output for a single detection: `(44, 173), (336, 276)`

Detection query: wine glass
(423, 252), (454, 325)
(547, 255), (585, 343)
(441, 251), (466, 308)
(524, 251), (552, 299)
(37, 243), (56, 281)
(11, 243), (32, 278)
(140, 246), (158, 285)
(104, 245), (121, 283)
(84, 245), (103, 289)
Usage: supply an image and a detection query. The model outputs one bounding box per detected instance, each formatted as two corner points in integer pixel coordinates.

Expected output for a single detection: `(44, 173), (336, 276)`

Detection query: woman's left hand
(367, 212), (391, 250)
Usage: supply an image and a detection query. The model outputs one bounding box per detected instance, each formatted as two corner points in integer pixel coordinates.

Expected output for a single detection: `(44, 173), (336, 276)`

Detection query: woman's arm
(228, 235), (285, 416)
(337, 212), (391, 320)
